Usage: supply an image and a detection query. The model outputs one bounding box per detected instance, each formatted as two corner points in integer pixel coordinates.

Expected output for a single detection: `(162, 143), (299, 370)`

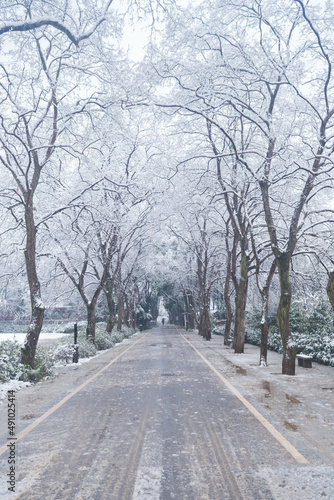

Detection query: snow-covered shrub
(0, 339), (55, 383)
(61, 321), (86, 334)
(267, 327), (283, 353)
(289, 304), (307, 334)
(0, 340), (22, 382)
(246, 301), (334, 366)
(136, 306), (154, 330)
(305, 300), (333, 335)
(121, 326), (134, 338)
(95, 331), (116, 350)
(77, 337), (97, 358)
(19, 345), (55, 382)
(0, 323), (30, 334)
(111, 331), (125, 344)
(62, 323), (76, 334)
(0, 321), (136, 385)
(246, 328), (261, 346)
(212, 325), (225, 336)
(53, 344), (77, 364)
(96, 322), (107, 333)
(51, 323), (97, 358)
(295, 331), (334, 366)
(246, 326), (283, 353)
(95, 324), (135, 349)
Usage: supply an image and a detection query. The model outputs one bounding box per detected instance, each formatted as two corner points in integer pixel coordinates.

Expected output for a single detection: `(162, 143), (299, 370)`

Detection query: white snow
(131, 429), (163, 500)
(0, 379), (31, 403)
(0, 333), (139, 406)
(0, 332), (67, 345)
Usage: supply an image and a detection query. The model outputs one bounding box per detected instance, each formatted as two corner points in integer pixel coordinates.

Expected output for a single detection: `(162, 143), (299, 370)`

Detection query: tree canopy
(0, 0), (334, 374)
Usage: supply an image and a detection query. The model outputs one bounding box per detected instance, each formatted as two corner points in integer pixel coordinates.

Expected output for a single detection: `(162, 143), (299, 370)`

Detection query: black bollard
(73, 323), (79, 363)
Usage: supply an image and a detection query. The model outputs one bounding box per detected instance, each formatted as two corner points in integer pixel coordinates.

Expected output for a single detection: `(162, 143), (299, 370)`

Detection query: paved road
(0, 326), (333, 499)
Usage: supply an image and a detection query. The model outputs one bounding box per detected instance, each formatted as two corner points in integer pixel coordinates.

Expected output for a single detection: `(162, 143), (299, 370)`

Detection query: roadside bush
(62, 323), (76, 334)
(246, 300), (334, 366)
(247, 326), (283, 354)
(96, 325), (136, 347)
(0, 340), (21, 382)
(53, 344), (77, 364)
(61, 321), (86, 334)
(121, 326), (134, 338)
(76, 335), (97, 358)
(94, 330), (115, 350)
(212, 325), (225, 336)
(51, 326), (96, 358)
(110, 331), (125, 344)
(0, 340), (56, 383)
(1, 322), (136, 385)
(0, 323), (30, 333)
(52, 322), (135, 356)
(19, 345), (56, 382)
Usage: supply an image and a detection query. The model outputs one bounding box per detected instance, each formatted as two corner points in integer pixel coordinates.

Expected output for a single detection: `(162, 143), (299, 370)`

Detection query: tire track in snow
(131, 427), (163, 500)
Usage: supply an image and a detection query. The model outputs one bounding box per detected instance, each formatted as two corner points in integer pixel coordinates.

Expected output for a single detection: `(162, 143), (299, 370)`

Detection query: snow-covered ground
(0, 332), (67, 344)
(0, 334), (138, 404)
(0, 333), (67, 404)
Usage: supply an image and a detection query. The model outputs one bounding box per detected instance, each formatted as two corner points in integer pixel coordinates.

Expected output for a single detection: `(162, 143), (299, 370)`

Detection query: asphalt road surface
(0, 326), (333, 499)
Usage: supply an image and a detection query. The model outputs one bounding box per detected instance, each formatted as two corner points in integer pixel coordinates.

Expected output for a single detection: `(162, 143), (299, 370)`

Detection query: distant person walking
(162, 318), (165, 325)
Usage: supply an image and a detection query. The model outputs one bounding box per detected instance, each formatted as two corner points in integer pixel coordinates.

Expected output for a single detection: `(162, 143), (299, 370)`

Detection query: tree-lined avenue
(1, 326), (331, 499)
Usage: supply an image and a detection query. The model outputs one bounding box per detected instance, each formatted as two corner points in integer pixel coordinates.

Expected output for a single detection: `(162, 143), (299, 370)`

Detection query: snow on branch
(0, 14), (107, 46)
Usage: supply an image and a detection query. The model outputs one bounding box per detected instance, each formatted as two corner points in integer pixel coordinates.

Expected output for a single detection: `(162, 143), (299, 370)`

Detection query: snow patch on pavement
(132, 467), (163, 499)
(257, 465), (334, 499)
(132, 430), (163, 499)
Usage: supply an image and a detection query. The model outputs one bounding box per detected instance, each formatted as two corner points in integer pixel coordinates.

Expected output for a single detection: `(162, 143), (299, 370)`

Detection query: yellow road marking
(0, 334), (148, 457)
(180, 333), (309, 465)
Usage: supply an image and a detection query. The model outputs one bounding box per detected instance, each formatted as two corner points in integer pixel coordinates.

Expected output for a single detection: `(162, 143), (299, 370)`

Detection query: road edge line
(180, 332), (309, 465)
(0, 333), (148, 457)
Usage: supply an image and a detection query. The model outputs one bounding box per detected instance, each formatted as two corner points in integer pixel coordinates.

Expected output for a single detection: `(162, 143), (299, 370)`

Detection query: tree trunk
(130, 298), (137, 329)
(259, 290), (269, 366)
(258, 260), (276, 366)
(106, 297), (115, 333)
(178, 303), (184, 327)
(188, 291), (196, 329)
(326, 271), (334, 309)
(21, 202), (45, 367)
(276, 253), (296, 375)
(224, 251), (232, 346)
(124, 294), (130, 327)
(117, 293), (124, 331)
(234, 253), (249, 353)
(224, 307), (233, 346)
(105, 275), (115, 333)
(184, 290), (195, 330)
(199, 303), (211, 340)
(260, 319), (269, 367)
(183, 291), (189, 329)
(125, 294), (135, 328)
(86, 302), (96, 343)
(21, 300), (45, 367)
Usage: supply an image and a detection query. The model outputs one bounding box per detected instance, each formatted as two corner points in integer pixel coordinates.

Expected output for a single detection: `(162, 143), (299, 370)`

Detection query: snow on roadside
(0, 380), (31, 403)
(53, 336), (133, 370)
(0, 332), (139, 404)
